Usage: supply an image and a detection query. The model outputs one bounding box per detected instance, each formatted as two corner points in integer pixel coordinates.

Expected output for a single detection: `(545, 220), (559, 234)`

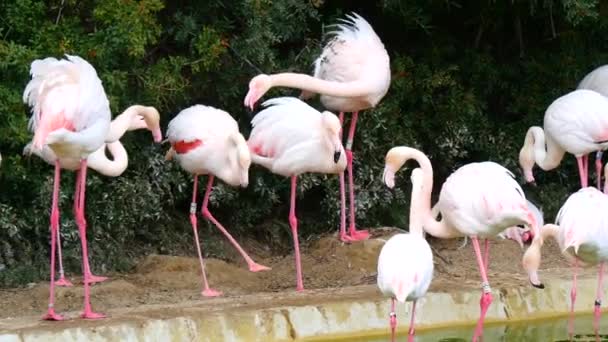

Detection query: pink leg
(72, 171), (107, 285)
(483, 239), (490, 274)
(569, 259), (579, 338)
(577, 156), (589, 188)
(289, 176), (304, 291)
(75, 160), (105, 319)
(408, 300), (417, 342)
(42, 161), (64, 321)
(201, 175), (270, 272)
(389, 298), (397, 342)
(596, 151), (604, 191)
(471, 237), (493, 342)
(53, 189), (72, 287)
(338, 113), (350, 243)
(594, 262), (604, 336)
(189, 176), (221, 297)
(345, 111), (369, 241)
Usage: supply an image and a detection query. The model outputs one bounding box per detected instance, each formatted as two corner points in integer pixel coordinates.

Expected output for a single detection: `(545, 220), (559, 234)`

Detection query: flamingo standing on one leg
(244, 12), (390, 243)
(576, 64), (608, 189)
(383, 146), (539, 342)
(165, 104), (270, 297)
(378, 167), (433, 342)
(23, 54), (112, 320)
(247, 97), (346, 291)
(25, 105), (162, 287)
(523, 186), (608, 339)
(519, 89), (608, 189)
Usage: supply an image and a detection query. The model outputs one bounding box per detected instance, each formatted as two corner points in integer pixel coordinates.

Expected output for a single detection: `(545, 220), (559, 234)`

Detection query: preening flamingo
(165, 104), (270, 297)
(24, 105), (162, 287)
(383, 146), (539, 342)
(244, 12), (390, 243)
(378, 167), (433, 342)
(247, 97), (346, 291)
(523, 186), (608, 338)
(577, 64), (608, 188)
(519, 89), (608, 189)
(23, 55), (112, 320)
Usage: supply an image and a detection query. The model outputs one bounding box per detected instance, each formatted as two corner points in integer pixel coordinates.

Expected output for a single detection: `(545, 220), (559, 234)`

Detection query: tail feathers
(393, 278), (414, 303)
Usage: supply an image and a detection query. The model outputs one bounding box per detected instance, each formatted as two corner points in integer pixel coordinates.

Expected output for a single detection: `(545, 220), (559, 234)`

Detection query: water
(320, 314), (608, 341)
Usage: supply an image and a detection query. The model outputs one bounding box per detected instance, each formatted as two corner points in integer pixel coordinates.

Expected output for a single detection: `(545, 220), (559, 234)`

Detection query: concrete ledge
(0, 276), (601, 341)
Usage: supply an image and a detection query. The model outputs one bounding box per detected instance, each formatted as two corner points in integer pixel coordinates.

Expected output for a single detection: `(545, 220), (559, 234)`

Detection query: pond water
(320, 314), (608, 341)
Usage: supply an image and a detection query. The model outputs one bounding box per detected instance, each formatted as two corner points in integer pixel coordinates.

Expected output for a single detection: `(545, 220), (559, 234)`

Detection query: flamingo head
(522, 235), (545, 289)
(143, 107), (162, 143)
(230, 132), (251, 187)
(518, 142), (536, 184)
(321, 111), (343, 164)
(383, 148), (408, 189)
(244, 74), (272, 111)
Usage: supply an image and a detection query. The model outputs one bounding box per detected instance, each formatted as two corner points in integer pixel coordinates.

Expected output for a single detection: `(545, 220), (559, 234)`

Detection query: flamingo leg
(189, 176), (221, 297)
(483, 238), (490, 274)
(201, 175), (270, 273)
(408, 300), (417, 342)
(43, 161), (64, 321)
(289, 175), (304, 291)
(72, 171), (107, 285)
(389, 298), (397, 342)
(594, 262), (604, 336)
(471, 236), (492, 342)
(337, 112), (349, 243)
(75, 160), (105, 319)
(596, 151), (604, 191)
(569, 258), (579, 338)
(344, 111), (369, 241)
(54, 197), (72, 287)
(577, 155), (589, 188)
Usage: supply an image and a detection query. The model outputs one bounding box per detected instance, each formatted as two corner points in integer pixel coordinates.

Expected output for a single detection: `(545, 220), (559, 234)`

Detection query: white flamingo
(383, 146), (539, 342)
(166, 104), (270, 297)
(244, 12), (390, 243)
(378, 167), (433, 342)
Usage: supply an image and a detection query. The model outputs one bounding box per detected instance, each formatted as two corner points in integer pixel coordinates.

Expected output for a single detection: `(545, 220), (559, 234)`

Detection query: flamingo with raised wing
(523, 186), (608, 338)
(244, 13), (390, 243)
(378, 167), (433, 342)
(519, 89), (608, 189)
(23, 54), (111, 320)
(247, 97), (346, 291)
(383, 146), (539, 342)
(24, 105), (162, 287)
(166, 104), (270, 297)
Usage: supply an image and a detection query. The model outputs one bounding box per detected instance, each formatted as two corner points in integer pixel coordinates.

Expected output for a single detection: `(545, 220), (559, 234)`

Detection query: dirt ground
(0, 226), (572, 320)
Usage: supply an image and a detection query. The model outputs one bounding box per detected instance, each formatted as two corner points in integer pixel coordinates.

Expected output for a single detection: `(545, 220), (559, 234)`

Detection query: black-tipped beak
(529, 181), (537, 187)
(531, 281), (545, 289)
(334, 151), (341, 163)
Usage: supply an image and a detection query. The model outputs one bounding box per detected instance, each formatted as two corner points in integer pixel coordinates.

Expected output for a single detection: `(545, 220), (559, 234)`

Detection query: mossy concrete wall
(0, 276), (600, 341)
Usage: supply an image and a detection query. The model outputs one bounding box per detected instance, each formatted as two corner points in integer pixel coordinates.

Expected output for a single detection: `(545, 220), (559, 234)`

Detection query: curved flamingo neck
(88, 142), (128, 177)
(106, 105), (154, 143)
(526, 126), (565, 171)
(268, 73), (370, 98)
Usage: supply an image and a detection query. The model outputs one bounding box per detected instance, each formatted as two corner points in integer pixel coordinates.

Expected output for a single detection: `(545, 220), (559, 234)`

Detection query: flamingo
(383, 146), (539, 342)
(519, 89), (608, 189)
(378, 167), (433, 342)
(577, 64), (608, 188)
(23, 54), (112, 320)
(24, 105), (162, 287)
(165, 104), (270, 297)
(247, 97), (346, 291)
(244, 12), (390, 243)
(523, 186), (608, 338)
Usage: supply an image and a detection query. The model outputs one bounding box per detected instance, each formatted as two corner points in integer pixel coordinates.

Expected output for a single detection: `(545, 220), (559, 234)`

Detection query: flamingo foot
(55, 277), (73, 287)
(202, 288), (222, 297)
(296, 285), (304, 292)
(80, 310), (106, 320)
(348, 228), (370, 241)
(594, 301), (602, 334)
(472, 292), (493, 342)
(84, 274), (108, 284)
(42, 308), (64, 321)
(407, 331), (415, 342)
(248, 262), (271, 272)
(389, 312), (397, 342)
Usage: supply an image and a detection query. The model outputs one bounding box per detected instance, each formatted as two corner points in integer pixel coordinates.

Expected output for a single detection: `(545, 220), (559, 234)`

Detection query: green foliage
(0, 0), (605, 286)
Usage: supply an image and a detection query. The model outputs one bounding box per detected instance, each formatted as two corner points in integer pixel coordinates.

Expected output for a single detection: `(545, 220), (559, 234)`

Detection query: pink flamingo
(523, 186), (608, 339)
(519, 89), (608, 189)
(244, 13), (390, 243)
(247, 97), (346, 291)
(383, 146), (539, 342)
(165, 104), (270, 297)
(23, 55), (113, 320)
(378, 167), (433, 342)
(24, 105), (162, 287)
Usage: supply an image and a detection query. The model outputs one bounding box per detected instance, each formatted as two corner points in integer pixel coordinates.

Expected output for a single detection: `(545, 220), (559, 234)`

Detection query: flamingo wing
(166, 104), (237, 147)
